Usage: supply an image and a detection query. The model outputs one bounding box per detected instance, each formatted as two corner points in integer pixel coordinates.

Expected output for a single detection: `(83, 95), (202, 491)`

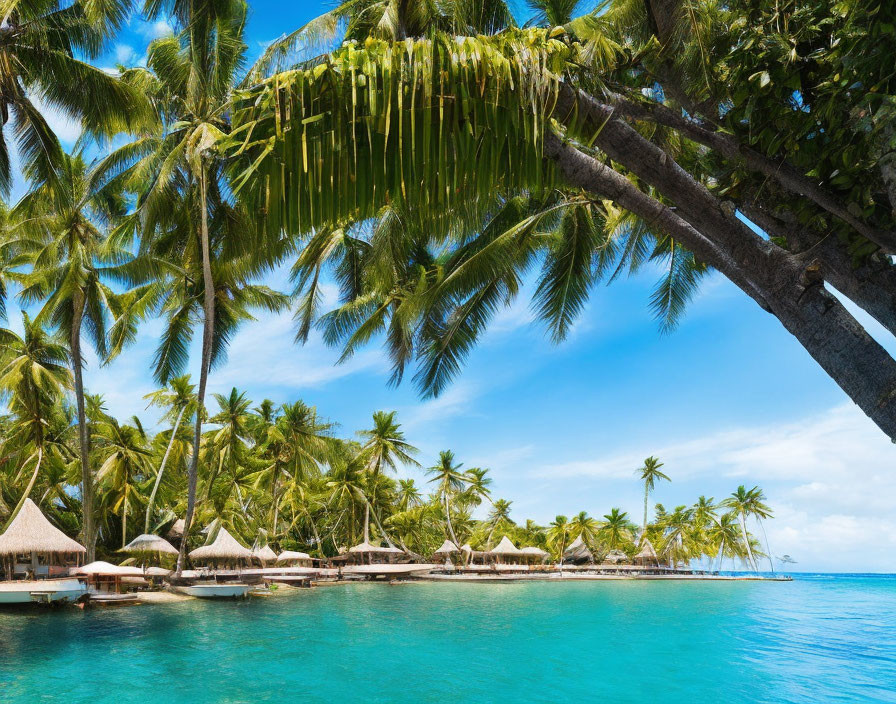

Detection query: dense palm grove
(2, 0), (886, 569)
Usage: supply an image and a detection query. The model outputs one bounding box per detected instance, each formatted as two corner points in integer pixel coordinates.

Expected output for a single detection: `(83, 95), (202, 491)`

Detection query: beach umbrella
(433, 539), (460, 555)
(122, 534), (179, 556)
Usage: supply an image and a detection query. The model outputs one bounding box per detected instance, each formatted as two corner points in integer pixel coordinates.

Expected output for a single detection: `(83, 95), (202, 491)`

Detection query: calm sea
(1, 574), (894, 703)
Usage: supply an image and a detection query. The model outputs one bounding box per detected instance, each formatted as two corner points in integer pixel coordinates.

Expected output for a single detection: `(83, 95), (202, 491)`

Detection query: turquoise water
(1, 575), (895, 703)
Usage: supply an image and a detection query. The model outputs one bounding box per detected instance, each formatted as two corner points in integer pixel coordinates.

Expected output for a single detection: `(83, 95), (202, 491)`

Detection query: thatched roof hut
(276, 550), (312, 565)
(520, 546), (549, 557)
(489, 536), (521, 555)
(0, 499), (86, 557)
(603, 549), (630, 564)
(433, 539), (460, 555)
(188, 526), (253, 564)
(122, 534), (179, 556)
(347, 541), (403, 554)
(563, 535), (594, 565)
(633, 538), (660, 566)
(166, 518), (185, 539)
(252, 545), (278, 564)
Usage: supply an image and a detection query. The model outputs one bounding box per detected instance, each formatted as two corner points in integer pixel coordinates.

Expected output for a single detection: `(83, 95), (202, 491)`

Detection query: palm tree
(723, 485), (773, 573)
(142, 375), (196, 533)
(425, 450), (467, 547)
(396, 478), (422, 512)
(485, 498), (513, 547)
(94, 417), (154, 548)
(10, 151), (144, 560)
(0, 0), (152, 194)
(0, 315), (71, 528)
(598, 508), (635, 551)
(547, 515), (570, 561)
(463, 467), (493, 508)
(108, 0), (273, 572)
(707, 511), (745, 572)
(569, 511), (599, 547)
(636, 457), (670, 535)
(357, 410), (419, 545)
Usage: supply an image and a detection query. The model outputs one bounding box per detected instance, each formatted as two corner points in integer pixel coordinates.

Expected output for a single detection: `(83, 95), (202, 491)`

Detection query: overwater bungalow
(0, 499), (88, 604)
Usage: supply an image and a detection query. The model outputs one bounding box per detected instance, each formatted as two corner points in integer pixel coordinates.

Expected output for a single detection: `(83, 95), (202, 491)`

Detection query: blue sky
(11, 3), (896, 572)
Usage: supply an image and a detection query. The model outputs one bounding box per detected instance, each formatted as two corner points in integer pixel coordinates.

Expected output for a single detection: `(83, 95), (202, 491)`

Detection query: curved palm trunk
(758, 518), (775, 574)
(443, 492), (460, 548)
(121, 493), (128, 548)
(177, 169), (215, 576)
(2, 446), (44, 531)
(738, 512), (758, 572)
(145, 405), (186, 534)
(71, 294), (95, 562)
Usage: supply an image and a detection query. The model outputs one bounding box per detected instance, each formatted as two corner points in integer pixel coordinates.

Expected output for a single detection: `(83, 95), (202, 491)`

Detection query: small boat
(0, 577), (88, 605)
(171, 582), (250, 599)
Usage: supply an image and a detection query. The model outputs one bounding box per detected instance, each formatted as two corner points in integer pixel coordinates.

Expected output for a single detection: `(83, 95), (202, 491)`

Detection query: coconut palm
(723, 485), (774, 573)
(485, 498), (513, 548)
(547, 515), (570, 560)
(94, 416), (154, 548)
(462, 467), (493, 508)
(0, 0), (153, 194)
(9, 151), (149, 560)
(142, 375), (196, 533)
(569, 510), (599, 547)
(357, 410), (419, 544)
(598, 508), (635, 551)
(396, 478), (422, 511)
(0, 314), (71, 528)
(636, 456), (670, 535)
(425, 450), (467, 547)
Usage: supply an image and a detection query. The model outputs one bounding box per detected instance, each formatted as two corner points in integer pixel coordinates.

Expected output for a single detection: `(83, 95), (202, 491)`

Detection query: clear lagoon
(2, 575), (895, 703)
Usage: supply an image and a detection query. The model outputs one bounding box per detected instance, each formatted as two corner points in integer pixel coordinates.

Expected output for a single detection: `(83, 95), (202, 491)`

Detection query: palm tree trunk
(122, 493), (128, 549)
(738, 512), (758, 572)
(758, 518), (775, 573)
(2, 446), (44, 531)
(177, 168), (215, 576)
(363, 503), (370, 543)
(145, 405), (186, 534)
(643, 483), (649, 535)
(443, 492), (460, 548)
(71, 293), (95, 562)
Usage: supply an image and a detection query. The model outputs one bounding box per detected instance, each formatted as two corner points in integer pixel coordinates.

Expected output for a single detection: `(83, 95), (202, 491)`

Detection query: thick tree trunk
(145, 405), (186, 534)
(544, 128), (896, 440)
(738, 202), (896, 339)
(606, 91), (896, 251)
(71, 293), (95, 562)
(177, 168), (215, 575)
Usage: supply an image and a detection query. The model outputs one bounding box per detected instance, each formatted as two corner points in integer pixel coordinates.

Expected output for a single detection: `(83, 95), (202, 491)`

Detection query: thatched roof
(634, 538), (659, 561)
(189, 527), (253, 562)
(604, 549), (630, 564)
(0, 499), (86, 556)
(563, 535), (594, 564)
(520, 546), (549, 556)
(348, 541), (403, 554)
(460, 543), (473, 552)
(253, 545), (278, 563)
(433, 539), (460, 554)
(166, 518), (185, 539)
(277, 550), (311, 563)
(121, 534), (179, 555)
(489, 536), (521, 555)
(77, 561), (144, 577)
(145, 566), (172, 577)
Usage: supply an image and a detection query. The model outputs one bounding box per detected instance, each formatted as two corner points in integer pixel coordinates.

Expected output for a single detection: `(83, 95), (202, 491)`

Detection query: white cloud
(210, 310), (387, 391)
(399, 383), (479, 430)
(115, 44), (136, 64)
(134, 19), (174, 39)
(532, 403), (896, 571)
